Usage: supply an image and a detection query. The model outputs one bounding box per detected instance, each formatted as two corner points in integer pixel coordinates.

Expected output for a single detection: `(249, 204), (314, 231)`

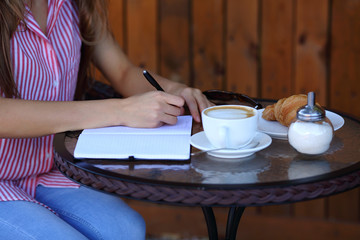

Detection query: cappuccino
(202, 105), (258, 149)
(205, 106), (255, 119)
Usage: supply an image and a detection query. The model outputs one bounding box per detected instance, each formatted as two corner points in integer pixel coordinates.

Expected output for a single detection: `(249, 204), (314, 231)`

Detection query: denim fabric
(0, 186), (145, 240)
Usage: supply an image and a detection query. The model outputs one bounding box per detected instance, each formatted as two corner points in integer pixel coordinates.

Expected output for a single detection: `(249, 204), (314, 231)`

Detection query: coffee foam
(205, 106), (254, 119)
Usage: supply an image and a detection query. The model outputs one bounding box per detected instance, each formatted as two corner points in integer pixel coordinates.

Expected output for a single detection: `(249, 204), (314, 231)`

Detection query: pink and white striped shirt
(0, 0), (80, 204)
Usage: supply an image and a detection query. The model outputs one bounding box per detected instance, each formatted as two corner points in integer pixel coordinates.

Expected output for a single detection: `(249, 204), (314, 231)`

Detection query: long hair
(0, 0), (109, 99)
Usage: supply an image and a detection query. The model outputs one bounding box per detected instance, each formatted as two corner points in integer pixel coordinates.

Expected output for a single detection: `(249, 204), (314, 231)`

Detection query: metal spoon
(191, 141), (260, 156)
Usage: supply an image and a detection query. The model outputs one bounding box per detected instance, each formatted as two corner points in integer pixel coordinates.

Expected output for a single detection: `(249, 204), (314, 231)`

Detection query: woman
(0, 0), (211, 239)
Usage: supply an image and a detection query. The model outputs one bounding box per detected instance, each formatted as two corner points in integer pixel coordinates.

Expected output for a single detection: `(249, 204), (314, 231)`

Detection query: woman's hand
(116, 91), (185, 128)
(169, 85), (213, 123)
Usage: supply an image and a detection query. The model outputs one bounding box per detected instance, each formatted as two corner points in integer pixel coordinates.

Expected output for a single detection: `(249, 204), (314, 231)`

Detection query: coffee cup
(202, 105), (258, 149)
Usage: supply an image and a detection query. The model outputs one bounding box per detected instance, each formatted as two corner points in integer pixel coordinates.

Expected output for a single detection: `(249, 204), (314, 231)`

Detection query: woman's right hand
(114, 91), (185, 128)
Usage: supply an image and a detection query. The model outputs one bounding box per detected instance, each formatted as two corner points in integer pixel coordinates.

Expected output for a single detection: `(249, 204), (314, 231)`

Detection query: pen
(143, 70), (165, 91)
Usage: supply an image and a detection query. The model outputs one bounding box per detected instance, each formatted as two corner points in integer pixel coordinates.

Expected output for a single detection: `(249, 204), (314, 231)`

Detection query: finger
(161, 102), (182, 117)
(193, 94), (211, 111)
(160, 112), (179, 125)
(179, 106), (185, 116)
(185, 96), (201, 122)
(163, 92), (185, 108)
(186, 92), (214, 122)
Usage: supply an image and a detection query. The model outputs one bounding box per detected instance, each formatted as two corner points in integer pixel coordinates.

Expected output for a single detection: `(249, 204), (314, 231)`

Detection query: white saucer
(257, 109), (345, 140)
(190, 132), (272, 158)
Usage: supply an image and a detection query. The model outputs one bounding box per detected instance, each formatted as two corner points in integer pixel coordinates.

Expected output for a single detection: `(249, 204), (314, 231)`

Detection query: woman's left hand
(169, 85), (214, 122)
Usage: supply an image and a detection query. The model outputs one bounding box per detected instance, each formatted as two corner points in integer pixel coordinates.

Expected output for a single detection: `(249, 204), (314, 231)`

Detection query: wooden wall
(102, 0), (360, 239)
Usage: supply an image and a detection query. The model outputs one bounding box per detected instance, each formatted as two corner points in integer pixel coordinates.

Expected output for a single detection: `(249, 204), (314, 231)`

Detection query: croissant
(262, 94), (308, 127)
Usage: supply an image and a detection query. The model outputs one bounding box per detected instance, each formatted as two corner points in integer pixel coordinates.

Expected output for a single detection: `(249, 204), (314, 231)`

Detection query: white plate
(190, 132), (272, 158)
(257, 109), (345, 140)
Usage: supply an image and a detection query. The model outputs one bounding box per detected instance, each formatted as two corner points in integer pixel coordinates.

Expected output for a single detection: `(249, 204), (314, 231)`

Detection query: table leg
(225, 207), (245, 240)
(202, 206), (246, 240)
(202, 207), (218, 240)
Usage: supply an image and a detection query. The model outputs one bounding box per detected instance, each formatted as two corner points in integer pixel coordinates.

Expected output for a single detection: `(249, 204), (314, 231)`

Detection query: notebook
(74, 115), (193, 160)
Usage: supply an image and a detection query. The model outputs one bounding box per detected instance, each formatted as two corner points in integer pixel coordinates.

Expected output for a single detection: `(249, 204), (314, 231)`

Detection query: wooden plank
(329, 0), (360, 117)
(292, 0), (329, 219)
(237, 213), (360, 240)
(260, 0), (294, 99)
(159, 0), (191, 85)
(259, 0), (295, 216)
(126, 0), (158, 71)
(108, 0), (125, 48)
(226, 0), (259, 97)
(327, 189), (360, 222)
(328, 0), (360, 222)
(94, 0), (125, 84)
(293, 199), (326, 219)
(192, 0), (224, 91)
(294, 0), (329, 106)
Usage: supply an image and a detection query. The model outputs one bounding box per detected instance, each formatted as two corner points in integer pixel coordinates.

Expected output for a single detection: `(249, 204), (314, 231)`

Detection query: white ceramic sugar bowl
(288, 92), (334, 155)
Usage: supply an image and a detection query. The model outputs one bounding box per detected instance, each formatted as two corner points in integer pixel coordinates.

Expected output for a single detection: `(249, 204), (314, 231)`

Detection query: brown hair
(0, 0), (109, 99)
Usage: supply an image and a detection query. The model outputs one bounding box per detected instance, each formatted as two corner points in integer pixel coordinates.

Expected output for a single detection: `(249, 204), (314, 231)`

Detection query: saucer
(190, 132), (272, 158)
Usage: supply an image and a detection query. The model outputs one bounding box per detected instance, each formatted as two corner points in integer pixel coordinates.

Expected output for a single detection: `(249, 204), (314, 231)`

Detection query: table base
(202, 206), (245, 240)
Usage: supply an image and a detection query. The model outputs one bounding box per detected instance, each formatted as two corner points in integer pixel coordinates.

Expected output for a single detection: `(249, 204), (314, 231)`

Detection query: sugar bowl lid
(296, 92), (325, 122)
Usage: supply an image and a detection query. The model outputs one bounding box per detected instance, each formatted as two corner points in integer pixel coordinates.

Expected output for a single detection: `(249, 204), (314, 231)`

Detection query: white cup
(202, 105), (258, 149)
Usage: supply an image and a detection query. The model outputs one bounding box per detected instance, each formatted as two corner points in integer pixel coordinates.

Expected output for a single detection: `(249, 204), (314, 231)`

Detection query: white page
(82, 115), (193, 135)
(74, 116), (193, 160)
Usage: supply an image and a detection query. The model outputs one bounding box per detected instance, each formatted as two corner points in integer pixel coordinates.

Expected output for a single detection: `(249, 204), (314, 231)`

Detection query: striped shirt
(0, 0), (80, 204)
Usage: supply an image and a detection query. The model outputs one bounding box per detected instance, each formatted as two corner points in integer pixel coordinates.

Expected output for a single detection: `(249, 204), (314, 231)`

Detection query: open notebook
(74, 115), (193, 160)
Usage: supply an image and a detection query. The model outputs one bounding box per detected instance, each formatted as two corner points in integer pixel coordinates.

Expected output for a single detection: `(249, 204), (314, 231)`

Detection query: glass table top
(60, 102), (360, 189)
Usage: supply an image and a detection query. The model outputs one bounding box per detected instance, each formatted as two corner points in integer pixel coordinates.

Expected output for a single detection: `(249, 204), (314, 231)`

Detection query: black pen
(143, 70), (165, 92)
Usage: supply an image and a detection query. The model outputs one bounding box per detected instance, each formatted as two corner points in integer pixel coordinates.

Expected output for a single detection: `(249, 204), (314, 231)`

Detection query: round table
(53, 101), (360, 240)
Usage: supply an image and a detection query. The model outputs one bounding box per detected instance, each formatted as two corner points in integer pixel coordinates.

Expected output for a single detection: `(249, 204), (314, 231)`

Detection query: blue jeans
(0, 186), (146, 240)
